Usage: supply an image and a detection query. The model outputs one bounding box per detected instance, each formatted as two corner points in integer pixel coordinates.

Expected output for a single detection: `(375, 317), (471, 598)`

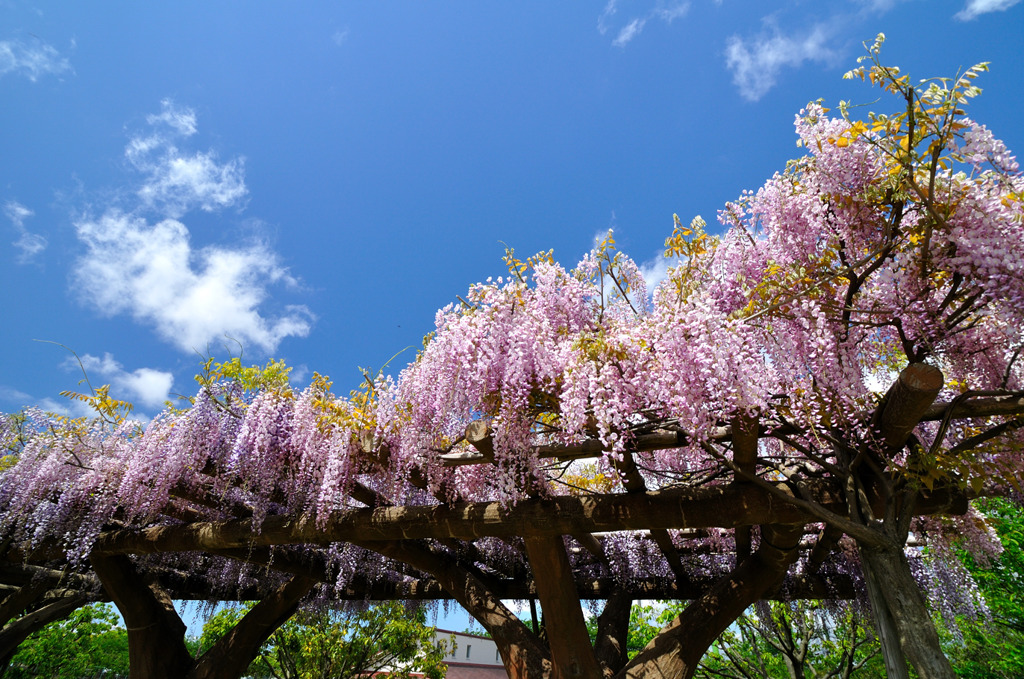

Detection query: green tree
(941, 499), (1024, 679)
(585, 604), (662, 661)
(694, 602), (883, 679)
(5, 603), (129, 678)
(200, 600), (450, 679)
(603, 600), (884, 679)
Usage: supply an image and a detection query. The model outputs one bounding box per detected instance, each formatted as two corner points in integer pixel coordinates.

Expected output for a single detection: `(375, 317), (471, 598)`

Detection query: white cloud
(135, 151), (247, 216)
(145, 98), (198, 136)
(598, 0), (618, 35)
(12, 229), (46, 262)
(36, 396), (96, 419)
(613, 18), (648, 47)
(653, 3), (690, 22)
(332, 28), (350, 46)
(5, 202), (32, 225)
(0, 386), (95, 419)
(955, 0), (1022, 20)
(724, 25), (837, 101)
(601, 1), (690, 47)
(1, 357), (170, 416)
(0, 385), (34, 406)
(639, 254), (673, 294)
(69, 99), (312, 356)
(75, 353), (174, 408)
(5, 200), (47, 262)
(73, 210), (313, 354)
(0, 39), (72, 81)
(288, 364), (311, 387)
(126, 100), (248, 218)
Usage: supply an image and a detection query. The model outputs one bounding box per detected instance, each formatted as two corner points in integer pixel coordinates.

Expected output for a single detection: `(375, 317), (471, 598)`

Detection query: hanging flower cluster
(0, 49), (1020, 608)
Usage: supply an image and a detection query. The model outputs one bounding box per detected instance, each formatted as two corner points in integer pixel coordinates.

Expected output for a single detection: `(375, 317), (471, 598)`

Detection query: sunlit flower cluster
(0, 78), (1020, 622)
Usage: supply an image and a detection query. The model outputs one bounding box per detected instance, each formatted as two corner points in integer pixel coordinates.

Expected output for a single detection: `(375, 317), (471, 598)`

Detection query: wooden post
(731, 414), (759, 564)
(524, 536), (603, 679)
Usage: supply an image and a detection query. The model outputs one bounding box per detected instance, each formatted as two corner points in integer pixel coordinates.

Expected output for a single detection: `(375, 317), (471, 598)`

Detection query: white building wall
(435, 629), (504, 667)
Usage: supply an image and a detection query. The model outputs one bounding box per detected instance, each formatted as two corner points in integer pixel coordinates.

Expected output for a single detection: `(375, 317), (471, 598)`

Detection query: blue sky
(2, 0), (1023, 417)
(2, 0), (1023, 636)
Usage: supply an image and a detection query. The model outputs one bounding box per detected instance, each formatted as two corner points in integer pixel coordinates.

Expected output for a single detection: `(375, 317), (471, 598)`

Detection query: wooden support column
(731, 414), (759, 565)
(524, 536), (603, 679)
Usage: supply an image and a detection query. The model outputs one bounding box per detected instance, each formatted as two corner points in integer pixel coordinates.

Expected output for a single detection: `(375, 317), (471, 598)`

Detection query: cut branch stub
(466, 419), (495, 461)
(360, 431), (439, 495)
(877, 363), (944, 454)
(438, 421), (494, 465)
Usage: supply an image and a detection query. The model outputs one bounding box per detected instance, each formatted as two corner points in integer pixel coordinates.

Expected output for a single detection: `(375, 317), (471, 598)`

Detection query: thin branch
(945, 417), (1024, 458)
(699, 441), (888, 548)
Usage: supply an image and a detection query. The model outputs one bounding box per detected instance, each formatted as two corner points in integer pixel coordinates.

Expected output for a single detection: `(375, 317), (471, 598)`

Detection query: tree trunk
(781, 652), (807, 679)
(593, 590), (632, 677)
(90, 554), (194, 679)
(189, 575), (317, 679)
(854, 363), (953, 679)
(618, 523), (804, 679)
(0, 595), (88, 666)
(0, 581), (53, 628)
(859, 549), (910, 679)
(858, 540), (954, 679)
(92, 553), (315, 679)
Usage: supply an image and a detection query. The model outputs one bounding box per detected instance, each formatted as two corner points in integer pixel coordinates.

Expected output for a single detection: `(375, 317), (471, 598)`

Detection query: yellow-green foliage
(196, 356), (293, 395)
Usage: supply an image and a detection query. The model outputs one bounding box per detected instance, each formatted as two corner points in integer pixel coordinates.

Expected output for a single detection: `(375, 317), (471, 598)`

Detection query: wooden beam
(90, 484), (818, 555)
(87, 480), (973, 557)
(731, 414), (759, 565)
